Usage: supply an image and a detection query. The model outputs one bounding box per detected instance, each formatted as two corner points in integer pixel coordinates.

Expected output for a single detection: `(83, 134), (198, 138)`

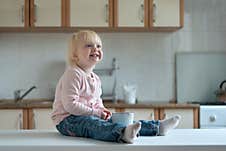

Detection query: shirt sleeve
(95, 73), (105, 108)
(61, 69), (102, 117)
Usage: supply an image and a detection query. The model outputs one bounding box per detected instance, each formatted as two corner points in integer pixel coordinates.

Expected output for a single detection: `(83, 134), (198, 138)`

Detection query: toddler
(51, 30), (181, 143)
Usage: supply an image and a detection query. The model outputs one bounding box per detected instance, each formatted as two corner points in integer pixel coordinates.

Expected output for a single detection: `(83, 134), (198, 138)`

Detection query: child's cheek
(99, 51), (103, 60)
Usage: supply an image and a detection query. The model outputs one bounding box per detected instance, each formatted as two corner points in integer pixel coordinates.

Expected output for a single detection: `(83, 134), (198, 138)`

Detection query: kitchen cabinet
(159, 108), (199, 129)
(27, 107), (194, 130)
(0, 0), (29, 27)
(29, 108), (56, 130)
(0, 0), (184, 32)
(67, 0), (113, 27)
(150, 0), (184, 29)
(0, 109), (27, 130)
(30, 0), (62, 27)
(105, 103), (199, 128)
(114, 0), (148, 28)
(114, 0), (183, 30)
(0, 101), (198, 130)
(0, 0), (62, 29)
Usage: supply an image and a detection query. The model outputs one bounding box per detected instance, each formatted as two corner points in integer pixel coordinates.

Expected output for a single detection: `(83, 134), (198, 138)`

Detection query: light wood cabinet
(29, 108), (56, 130)
(114, 0), (148, 27)
(0, 0), (62, 28)
(0, 0), (29, 27)
(0, 103), (198, 130)
(68, 0), (113, 27)
(159, 108), (199, 129)
(0, 109), (26, 130)
(114, 0), (183, 30)
(150, 0), (184, 29)
(30, 0), (62, 27)
(108, 104), (199, 128)
(0, 0), (184, 32)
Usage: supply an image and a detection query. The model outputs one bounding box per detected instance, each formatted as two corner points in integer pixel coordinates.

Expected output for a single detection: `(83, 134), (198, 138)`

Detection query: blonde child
(51, 30), (181, 143)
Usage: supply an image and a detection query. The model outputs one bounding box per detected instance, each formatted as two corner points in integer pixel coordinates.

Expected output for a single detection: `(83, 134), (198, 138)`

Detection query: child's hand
(101, 108), (112, 120)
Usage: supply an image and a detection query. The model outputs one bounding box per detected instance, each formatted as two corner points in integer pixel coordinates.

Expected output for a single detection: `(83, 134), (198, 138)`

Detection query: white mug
(111, 112), (134, 126)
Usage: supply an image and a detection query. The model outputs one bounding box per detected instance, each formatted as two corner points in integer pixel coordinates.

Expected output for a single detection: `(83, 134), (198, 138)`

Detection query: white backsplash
(0, 0), (226, 102)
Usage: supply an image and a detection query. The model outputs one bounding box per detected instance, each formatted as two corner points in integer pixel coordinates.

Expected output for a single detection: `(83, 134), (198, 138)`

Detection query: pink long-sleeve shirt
(51, 66), (105, 125)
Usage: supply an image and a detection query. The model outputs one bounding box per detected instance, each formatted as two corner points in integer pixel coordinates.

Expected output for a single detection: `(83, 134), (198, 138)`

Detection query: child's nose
(92, 45), (99, 50)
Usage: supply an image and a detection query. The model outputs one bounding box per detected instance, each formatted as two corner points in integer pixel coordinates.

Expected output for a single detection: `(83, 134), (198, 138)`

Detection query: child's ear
(72, 53), (79, 62)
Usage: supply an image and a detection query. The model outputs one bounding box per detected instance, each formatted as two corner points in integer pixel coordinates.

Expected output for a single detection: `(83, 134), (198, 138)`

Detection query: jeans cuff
(117, 127), (127, 143)
(156, 121), (160, 136)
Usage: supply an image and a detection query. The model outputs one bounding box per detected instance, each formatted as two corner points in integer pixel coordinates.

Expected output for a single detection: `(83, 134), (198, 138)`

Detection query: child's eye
(97, 44), (102, 48)
(85, 44), (93, 48)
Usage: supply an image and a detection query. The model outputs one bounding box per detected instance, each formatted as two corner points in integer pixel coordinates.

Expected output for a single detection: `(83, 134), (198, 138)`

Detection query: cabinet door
(151, 0), (182, 27)
(115, 0), (148, 27)
(70, 0), (112, 27)
(30, 0), (62, 27)
(0, 0), (28, 27)
(161, 109), (194, 129)
(0, 109), (23, 130)
(32, 108), (56, 130)
(124, 108), (154, 121)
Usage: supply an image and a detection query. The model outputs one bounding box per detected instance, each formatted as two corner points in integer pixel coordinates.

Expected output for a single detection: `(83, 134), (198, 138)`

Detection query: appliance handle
(219, 80), (226, 89)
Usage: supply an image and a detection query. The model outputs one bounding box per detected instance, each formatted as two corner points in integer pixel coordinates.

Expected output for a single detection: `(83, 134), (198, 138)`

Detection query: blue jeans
(56, 115), (160, 143)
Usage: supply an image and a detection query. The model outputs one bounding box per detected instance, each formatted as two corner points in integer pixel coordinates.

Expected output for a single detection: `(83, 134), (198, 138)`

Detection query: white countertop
(0, 129), (225, 151)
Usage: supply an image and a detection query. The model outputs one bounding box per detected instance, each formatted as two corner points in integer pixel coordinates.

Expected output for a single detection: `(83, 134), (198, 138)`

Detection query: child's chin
(90, 57), (101, 62)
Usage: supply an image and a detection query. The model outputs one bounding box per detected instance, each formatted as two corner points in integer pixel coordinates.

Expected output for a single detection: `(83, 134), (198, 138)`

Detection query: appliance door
(200, 105), (226, 128)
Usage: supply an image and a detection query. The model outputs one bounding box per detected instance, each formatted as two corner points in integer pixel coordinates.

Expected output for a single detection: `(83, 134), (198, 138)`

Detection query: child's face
(75, 39), (103, 70)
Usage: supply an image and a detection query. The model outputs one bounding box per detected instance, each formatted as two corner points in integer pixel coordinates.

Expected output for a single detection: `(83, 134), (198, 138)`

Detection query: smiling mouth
(90, 54), (100, 58)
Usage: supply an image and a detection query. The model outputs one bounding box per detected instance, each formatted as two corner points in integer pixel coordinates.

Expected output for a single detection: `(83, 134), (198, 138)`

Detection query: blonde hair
(67, 30), (102, 66)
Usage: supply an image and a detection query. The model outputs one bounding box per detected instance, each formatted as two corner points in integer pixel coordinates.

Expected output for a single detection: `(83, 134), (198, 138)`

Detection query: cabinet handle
(150, 113), (154, 120)
(21, 5), (24, 23)
(163, 113), (166, 119)
(105, 4), (109, 23)
(18, 113), (23, 130)
(153, 3), (157, 23)
(34, 4), (37, 23)
(33, 113), (36, 129)
(139, 4), (144, 23)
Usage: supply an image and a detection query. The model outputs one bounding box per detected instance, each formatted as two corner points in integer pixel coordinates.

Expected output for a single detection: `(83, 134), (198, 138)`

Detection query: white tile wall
(0, 0), (226, 102)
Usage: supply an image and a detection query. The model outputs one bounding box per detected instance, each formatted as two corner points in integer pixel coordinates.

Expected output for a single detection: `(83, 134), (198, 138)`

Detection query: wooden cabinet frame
(23, 109), (29, 129)
(24, 0), (30, 27)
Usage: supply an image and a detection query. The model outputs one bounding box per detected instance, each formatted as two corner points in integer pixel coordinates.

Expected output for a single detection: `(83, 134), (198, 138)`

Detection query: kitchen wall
(0, 0), (226, 102)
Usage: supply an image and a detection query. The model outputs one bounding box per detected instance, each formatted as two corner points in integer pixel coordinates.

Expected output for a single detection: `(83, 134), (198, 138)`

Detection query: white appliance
(200, 105), (226, 129)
